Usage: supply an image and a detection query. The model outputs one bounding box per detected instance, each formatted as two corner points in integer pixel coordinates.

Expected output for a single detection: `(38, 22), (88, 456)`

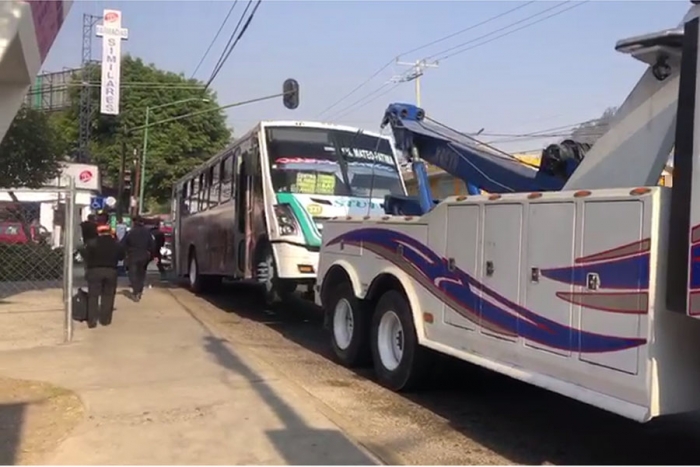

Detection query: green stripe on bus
(276, 193), (322, 247)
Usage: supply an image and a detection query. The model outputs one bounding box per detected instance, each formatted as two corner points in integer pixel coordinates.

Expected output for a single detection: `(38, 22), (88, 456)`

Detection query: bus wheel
(370, 290), (430, 392)
(188, 250), (203, 293)
(327, 281), (371, 367)
(256, 245), (288, 306)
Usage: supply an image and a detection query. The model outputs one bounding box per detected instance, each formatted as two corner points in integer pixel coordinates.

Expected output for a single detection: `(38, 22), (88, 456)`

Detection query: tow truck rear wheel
(371, 289), (430, 391)
(327, 281), (371, 367)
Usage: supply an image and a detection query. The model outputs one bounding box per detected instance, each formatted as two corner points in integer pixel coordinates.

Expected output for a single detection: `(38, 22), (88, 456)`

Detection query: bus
(172, 120), (407, 304)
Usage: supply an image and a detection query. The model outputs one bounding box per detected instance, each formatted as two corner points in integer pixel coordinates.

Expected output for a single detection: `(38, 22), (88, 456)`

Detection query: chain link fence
(0, 181), (77, 348)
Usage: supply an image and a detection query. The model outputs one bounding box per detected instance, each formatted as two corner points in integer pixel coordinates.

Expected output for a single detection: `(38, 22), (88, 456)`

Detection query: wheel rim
(333, 298), (354, 350)
(377, 310), (404, 371)
(189, 256), (197, 286)
(256, 253), (274, 293)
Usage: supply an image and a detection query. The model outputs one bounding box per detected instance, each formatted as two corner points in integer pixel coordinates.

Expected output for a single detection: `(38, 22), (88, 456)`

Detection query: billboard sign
(96, 9), (128, 115)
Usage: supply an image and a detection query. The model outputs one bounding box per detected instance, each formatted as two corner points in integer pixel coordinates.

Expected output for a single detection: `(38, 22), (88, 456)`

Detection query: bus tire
(327, 281), (371, 368)
(188, 250), (204, 293)
(370, 290), (430, 392)
(256, 243), (288, 306)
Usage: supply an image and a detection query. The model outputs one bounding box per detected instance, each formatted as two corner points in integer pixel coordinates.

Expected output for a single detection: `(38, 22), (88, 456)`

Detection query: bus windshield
(266, 126), (404, 198)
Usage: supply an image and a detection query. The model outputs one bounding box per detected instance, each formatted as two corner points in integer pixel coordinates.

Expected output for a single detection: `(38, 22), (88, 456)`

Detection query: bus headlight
(274, 204), (299, 236)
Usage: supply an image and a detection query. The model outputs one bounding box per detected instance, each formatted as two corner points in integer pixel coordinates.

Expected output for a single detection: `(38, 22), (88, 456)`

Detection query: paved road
(169, 283), (700, 464)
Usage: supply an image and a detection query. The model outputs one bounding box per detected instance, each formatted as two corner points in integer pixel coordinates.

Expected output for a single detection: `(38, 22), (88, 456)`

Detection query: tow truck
(315, 1), (700, 423)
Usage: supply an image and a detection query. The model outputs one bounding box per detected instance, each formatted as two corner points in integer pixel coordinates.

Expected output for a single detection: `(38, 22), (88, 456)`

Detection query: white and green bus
(172, 120), (407, 303)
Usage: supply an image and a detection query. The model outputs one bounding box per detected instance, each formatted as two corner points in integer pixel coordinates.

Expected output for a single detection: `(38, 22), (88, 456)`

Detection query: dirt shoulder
(0, 377), (84, 465)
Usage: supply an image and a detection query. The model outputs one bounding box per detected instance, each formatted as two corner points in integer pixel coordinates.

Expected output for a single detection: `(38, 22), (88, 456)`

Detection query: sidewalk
(0, 283), (379, 465)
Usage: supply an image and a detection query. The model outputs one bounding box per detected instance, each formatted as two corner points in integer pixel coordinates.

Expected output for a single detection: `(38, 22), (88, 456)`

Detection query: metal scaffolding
(78, 13), (101, 163)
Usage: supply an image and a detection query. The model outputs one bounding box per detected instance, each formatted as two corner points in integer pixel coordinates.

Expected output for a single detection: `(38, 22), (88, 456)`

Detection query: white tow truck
(315, 1), (700, 423)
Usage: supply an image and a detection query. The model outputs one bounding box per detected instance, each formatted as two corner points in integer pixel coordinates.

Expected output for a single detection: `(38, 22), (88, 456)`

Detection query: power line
(316, 2), (536, 119)
(331, 83), (403, 121)
(401, 0), (537, 59)
(316, 59), (395, 118)
(190, 1), (239, 79)
(325, 1), (589, 123)
(207, 0), (253, 86)
(205, 0), (262, 91)
(437, 1), (590, 61)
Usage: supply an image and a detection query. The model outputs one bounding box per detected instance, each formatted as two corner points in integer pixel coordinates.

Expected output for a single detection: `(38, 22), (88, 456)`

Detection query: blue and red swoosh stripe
(328, 228), (647, 353)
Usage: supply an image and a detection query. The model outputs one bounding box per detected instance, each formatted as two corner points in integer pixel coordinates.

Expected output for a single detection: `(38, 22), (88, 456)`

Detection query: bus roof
(173, 120), (392, 187)
(259, 121), (390, 141)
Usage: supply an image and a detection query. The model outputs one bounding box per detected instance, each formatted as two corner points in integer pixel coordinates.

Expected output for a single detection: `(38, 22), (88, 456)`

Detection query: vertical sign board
(95, 10), (128, 115)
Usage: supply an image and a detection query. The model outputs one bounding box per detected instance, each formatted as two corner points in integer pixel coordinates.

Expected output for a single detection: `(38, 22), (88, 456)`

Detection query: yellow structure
(403, 152), (673, 198)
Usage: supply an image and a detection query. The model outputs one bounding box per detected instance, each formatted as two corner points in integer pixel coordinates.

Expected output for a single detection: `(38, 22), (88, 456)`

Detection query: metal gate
(0, 180), (78, 349)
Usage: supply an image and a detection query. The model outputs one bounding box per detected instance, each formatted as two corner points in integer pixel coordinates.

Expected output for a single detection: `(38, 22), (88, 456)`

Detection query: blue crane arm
(381, 103), (567, 194)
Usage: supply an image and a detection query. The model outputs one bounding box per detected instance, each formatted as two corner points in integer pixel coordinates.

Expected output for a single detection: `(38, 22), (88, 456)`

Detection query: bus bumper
(272, 242), (318, 281)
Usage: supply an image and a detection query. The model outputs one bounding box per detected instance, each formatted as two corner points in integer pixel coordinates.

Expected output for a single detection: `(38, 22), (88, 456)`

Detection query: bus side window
(181, 183), (190, 216)
(206, 165), (217, 209)
(221, 154), (233, 201)
(209, 164), (221, 207)
(191, 176), (200, 214)
(197, 173), (205, 212)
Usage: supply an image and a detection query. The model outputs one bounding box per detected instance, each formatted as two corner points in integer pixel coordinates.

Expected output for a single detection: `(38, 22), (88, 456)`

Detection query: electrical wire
(316, 2), (537, 119)
(190, 0), (239, 79)
(210, 0), (253, 88)
(207, 0), (253, 86)
(316, 60), (396, 119)
(205, 0), (262, 91)
(325, 1), (590, 125)
(326, 2), (589, 124)
(436, 1), (590, 61)
(328, 83), (402, 122)
(400, 1), (537, 60)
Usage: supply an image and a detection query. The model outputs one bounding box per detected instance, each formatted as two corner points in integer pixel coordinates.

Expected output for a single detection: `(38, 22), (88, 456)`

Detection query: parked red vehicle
(0, 222), (48, 245)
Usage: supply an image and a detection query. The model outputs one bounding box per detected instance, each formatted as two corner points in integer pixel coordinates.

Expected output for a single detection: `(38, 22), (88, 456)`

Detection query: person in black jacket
(80, 214), (98, 243)
(84, 224), (125, 328)
(121, 216), (155, 301)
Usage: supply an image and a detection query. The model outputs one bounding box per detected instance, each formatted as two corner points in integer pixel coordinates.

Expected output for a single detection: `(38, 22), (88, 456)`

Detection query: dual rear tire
(327, 283), (431, 391)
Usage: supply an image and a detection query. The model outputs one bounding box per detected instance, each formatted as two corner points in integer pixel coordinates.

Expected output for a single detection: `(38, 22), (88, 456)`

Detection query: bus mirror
(283, 79), (299, 110)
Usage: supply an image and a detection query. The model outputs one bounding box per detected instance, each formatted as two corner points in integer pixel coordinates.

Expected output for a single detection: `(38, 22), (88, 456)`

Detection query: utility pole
(132, 149), (141, 217)
(392, 59), (439, 107)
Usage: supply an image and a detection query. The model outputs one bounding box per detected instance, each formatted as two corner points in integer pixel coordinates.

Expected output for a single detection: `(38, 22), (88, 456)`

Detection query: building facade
(0, 1), (73, 143)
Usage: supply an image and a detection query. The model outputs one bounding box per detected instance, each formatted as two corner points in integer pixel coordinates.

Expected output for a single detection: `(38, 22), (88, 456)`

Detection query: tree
(570, 107), (618, 145)
(0, 106), (63, 189)
(53, 56), (232, 208)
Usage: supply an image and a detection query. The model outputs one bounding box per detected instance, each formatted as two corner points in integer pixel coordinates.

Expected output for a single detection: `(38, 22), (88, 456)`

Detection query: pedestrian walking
(121, 215), (155, 301)
(78, 214), (98, 276)
(83, 224), (124, 328)
(115, 215), (128, 242)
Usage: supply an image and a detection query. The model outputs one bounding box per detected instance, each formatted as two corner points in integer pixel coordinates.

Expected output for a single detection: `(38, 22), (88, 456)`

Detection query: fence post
(64, 178), (76, 343)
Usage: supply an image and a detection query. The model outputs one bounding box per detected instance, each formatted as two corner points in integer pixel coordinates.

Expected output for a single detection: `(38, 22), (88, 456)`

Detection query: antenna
(389, 58), (439, 107)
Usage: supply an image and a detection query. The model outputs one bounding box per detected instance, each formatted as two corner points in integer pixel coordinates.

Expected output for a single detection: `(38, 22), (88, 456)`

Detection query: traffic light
(283, 79), (299, 110)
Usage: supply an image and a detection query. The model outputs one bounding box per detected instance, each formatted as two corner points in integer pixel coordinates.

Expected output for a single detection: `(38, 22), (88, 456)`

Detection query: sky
(42, 0), (690, 153)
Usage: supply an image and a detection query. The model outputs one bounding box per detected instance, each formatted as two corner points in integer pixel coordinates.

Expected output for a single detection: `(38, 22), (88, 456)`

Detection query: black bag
(72, 288), (88, 322)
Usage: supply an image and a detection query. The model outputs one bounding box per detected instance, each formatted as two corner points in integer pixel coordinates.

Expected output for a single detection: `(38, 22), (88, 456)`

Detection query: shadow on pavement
(0, 402), (24, 465)
(177, 295), (377, 465)
(187, 281), (700, 465)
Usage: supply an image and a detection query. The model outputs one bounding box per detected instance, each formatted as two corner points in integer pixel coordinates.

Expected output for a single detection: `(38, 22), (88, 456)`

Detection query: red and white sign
(79, 170), (93, 183)
(104, 11), (119, 23)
